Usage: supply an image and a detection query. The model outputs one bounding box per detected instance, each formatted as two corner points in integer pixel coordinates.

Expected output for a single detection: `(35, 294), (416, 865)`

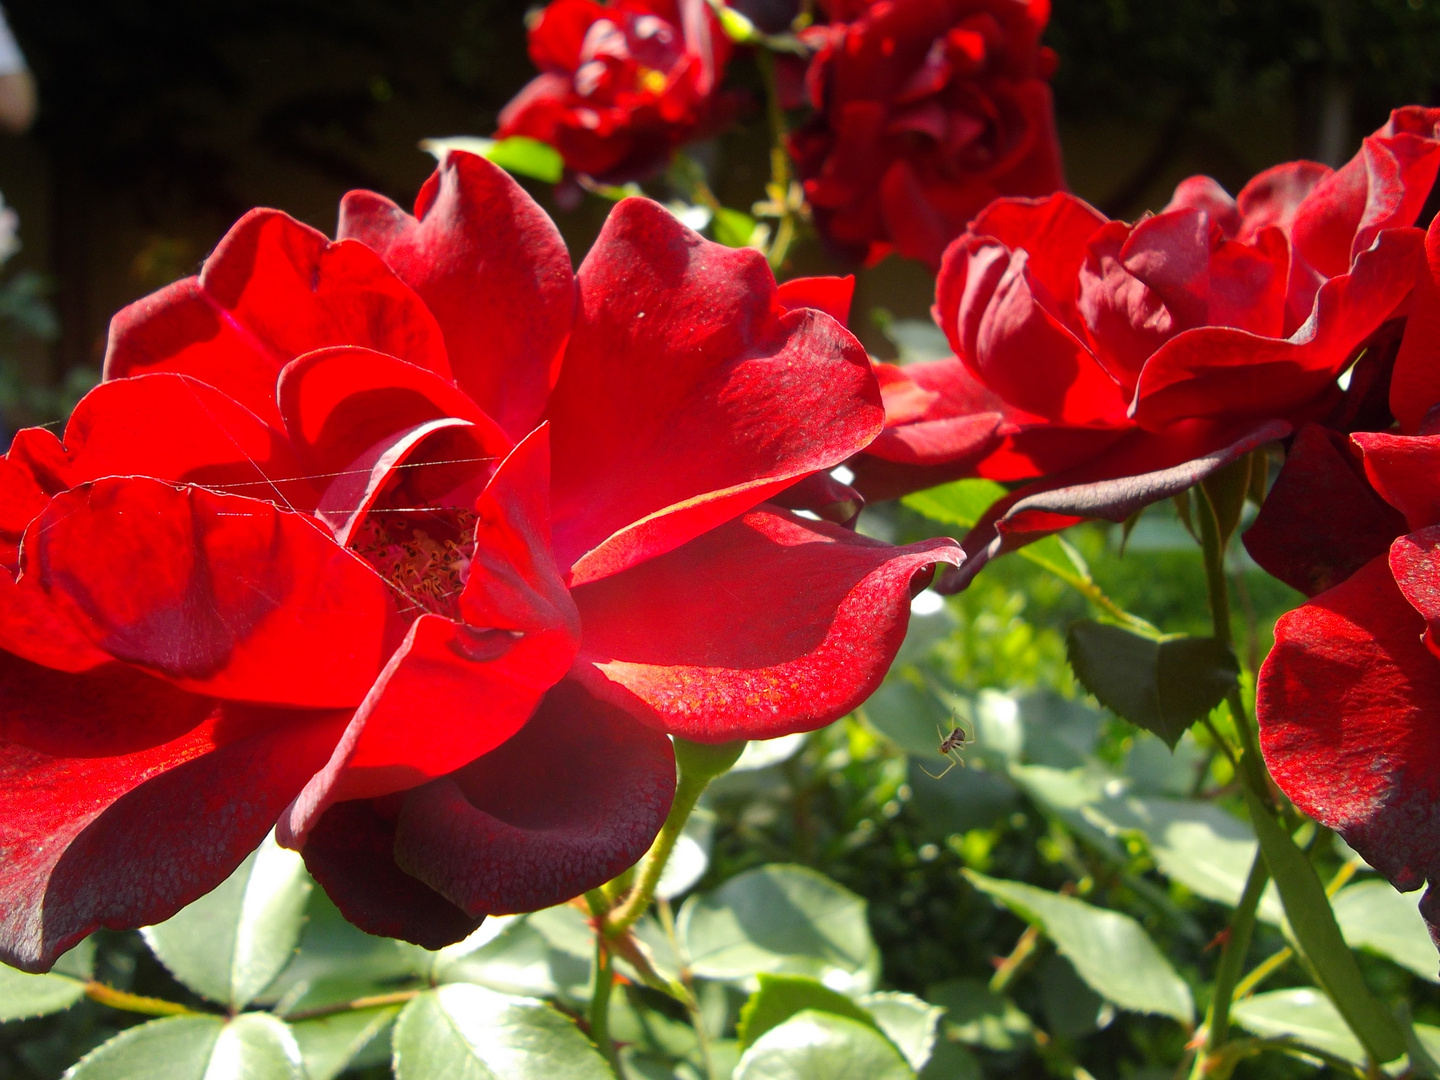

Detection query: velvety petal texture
(0, 150), (958, 967)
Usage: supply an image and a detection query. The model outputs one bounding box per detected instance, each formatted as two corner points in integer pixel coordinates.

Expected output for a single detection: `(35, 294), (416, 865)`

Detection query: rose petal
(1233, 160), (1332, 241)
(26, 477), (398, 707)
(1243, 424), (1405, 596)
(549, 198), (881, 584)
(570, 505), (962, 742)
(104, 210), (450, 426)
(337, 152), (576, 440)
(1165, 175), (1241, 238)
(1129, 227), (1423, 431)
(775, 274), (856, 325)
(1390, 526), (1440, 658)
(1354, 430), (1440, 530)
(0, 674), (347, 972)
(1389, 214), (1440, 434)
(301, 799), (483, 949)
(1258, 556), (1440, 927)
(940, 418), (1290, 592)
(392, 681), (676, 916)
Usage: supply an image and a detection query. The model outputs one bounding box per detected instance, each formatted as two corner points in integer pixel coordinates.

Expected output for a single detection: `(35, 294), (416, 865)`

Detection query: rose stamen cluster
(350, 510), (478, 621)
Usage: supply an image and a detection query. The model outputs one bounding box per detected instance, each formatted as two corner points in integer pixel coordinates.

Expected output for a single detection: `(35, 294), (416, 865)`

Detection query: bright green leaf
(737, 974), (876, 1050)
(733, 1010), (915, 1080)
(66, 1013), (304, 1080)
(713, 207), (759, 248)
(142, 833), (311, 1009)
(392, 984), (611, 1080)
(1243, 788), (1406, 1064)
(419, 136), (565, 183)
(679, 865), (879, 992)
(291, 1004), (399, 1080)
(965, 871), (1193, 1023)
(0, 962), (85, 1022)
(1067, 621), (1238, 748)
(902, 479), (1005, 530)
(1231, 988), (1370, 1065)
(925, 978), (1032, 1051)
(859, 992), (943, 1072)
(1331, 879), (1439, 982)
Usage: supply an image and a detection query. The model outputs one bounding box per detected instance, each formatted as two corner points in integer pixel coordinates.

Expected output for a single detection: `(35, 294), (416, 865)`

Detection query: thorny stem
(1199, 851), (1269, 1066)
(604, 739), (746, 937)
(587, 925), (622, 1076)
(989, 923), (1043, 995)
(1018, 546), (1158, 635)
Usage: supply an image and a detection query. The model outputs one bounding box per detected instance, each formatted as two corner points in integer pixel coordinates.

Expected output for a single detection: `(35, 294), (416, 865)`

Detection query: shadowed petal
(571, 505), (961, 742)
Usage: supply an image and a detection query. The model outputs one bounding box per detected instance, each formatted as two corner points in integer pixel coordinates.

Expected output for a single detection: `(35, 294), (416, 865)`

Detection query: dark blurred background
(0, 0), (1438, 421)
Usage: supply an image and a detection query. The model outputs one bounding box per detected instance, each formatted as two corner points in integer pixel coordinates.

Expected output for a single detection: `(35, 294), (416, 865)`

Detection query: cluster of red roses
(498, 0), (1063, 267)
(7, 0), (1440, 976)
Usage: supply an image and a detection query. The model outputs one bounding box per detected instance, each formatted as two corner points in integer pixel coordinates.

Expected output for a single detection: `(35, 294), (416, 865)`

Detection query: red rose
(1254, 211), (1440, 945)
(853, 108), (1440, 591)
(789, 0), (1064, 268)
(0, 152), (960, 970)
(496, 0), (733, 182)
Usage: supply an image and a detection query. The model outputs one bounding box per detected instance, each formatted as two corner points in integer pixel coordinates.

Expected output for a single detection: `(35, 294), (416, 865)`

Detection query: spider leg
(920, 758), (958, 780)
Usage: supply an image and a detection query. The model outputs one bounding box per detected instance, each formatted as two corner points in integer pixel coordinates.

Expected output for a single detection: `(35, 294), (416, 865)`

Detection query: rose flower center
(350, 509), (478, 621)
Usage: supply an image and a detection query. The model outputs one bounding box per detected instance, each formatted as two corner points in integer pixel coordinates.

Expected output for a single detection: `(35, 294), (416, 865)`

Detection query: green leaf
(419, 136), (565, 183)
(1331, 879), (1439, 982)
(859, 992), (944, 1072)
(680, 864), (879, 992)
(902, 479), (1005, 530)
(1243, 787), (1406, 1064)
(732, 1010), (915, 1080)
(291, 1004), (399, 1080)
(392, 984), (612, 1080)
(964, 871), (1194, 1023)
(1081, 796), (1285, 925)
(0, 963), (85, 1021)
(142, 833), (311, 1009)
(1231, 987), (1371, 1065)
(738, 974), (877, 1050)
(1200, 453), (1254, 546)
(66, 1013), (304, 1080)
(1066, 620), (1238, 748)
(713, 207), (759, 248)
(918, 1039), (981, 1080)
(924, 978), (1032, 1051)
(1036, 953), (1105, 1038)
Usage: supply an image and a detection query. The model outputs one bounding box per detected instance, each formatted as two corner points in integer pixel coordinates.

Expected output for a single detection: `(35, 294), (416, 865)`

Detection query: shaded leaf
(0, 939), (92, 1021)
(918, 1039), (981, 1080)
(392, 984), (611, 1080)
(732, 1010), (915, 1080)
(737, 974), (877, 1051)
(1067, 621), (1238, 748)
(1243, 788), (1406, 1064)
(924, 978), (1032, 1051)
(679, 865), (879, 993)
(964, 872), (1193, 1023)
(1231, 988), (1369, 1065)
(143, 834), (311, 1009)
(66, 1013), (304, 1080)
(291, 1004), (399, 1080)
(1036, 953), (1105, 1038)
(1331, 879), (1439, 982)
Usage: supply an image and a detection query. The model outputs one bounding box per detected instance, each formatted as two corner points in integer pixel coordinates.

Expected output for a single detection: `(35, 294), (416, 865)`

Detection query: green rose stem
(754, 48), (798, 271)
(586, 737), (747, 1070)
(83, 981), (198, 1017)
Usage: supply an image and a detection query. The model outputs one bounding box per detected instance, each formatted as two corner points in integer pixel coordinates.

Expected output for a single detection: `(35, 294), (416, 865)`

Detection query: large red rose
(496, 0), (733, 182)
(1255, 211), (1440, 949)
(789, 0), (1064, 268)
(0, 152), (961, 970)
(853, 108), (1440, 591)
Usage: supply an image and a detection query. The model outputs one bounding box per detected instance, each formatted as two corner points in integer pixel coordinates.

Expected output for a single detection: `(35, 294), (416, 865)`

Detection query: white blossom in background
(0, 192), (18, 267)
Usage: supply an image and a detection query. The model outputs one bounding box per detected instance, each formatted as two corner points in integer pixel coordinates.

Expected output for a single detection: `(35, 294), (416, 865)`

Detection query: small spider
(920, 718), (972, 779)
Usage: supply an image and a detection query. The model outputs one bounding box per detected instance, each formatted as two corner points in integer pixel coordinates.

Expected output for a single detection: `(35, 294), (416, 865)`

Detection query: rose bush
(1253, 211), (1440, 945)
(0, 151), (961, 970)
(789, 0), (1064, 268)
(850, 107), (1440, 591)
(496, 0), (733, 182)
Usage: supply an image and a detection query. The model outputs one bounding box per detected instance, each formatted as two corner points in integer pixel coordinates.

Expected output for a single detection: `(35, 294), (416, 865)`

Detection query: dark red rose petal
(549, 198), (881, 584)
(1389, 214), (1440, 434)
(1129, 227), (1423, 431)
(393, 680), (676, 917)
(1258, 556), (1440, 921)
(26, 477), (399, 708)
(104, 210), (450, 427)
(570, 505), (962, 742)
(301, 799), (482, 949)
(1242, 424), (1406, 596)
(1389, 526), (1440, 657)
(1354, 430), (1440, 530)
(337, 152), (576, 440)
(0, 681), (348, 972)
